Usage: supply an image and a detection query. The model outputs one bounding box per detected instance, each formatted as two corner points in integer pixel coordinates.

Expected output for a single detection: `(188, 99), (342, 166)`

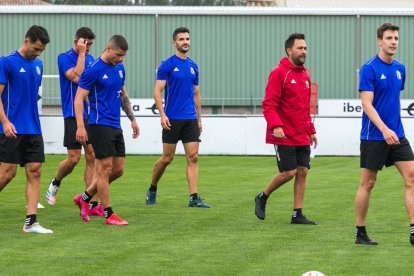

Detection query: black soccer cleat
(410, 235), (414, 245)
(355, 234), (378, 245)
(255, 195), (266, 220)
(291, 215), (317, 225)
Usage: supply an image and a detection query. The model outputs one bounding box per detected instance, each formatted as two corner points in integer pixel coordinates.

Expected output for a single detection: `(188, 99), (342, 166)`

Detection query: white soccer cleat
(46, 180), (59, 205)
(22, 222), (53, 234)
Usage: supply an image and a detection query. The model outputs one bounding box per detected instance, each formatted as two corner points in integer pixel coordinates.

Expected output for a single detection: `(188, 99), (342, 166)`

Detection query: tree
(51, 0), (245, 5)
(171, 0), (243, 5)
(53, 0), (131, 5)
(137, 0), (170, 5)
(171, 0), (201, 5)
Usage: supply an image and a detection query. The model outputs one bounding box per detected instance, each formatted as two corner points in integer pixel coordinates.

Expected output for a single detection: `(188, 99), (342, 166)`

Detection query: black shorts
(64, 117), (90, 150)
(0, 134), (45, 167)
(360, 137), (414, 170)
(162, 120), (201, 144)
(88, 125), (125, 159)
(274, 145), (310, 172)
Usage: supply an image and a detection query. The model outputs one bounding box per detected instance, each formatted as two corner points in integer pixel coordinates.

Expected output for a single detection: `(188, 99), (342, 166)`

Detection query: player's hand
(2, 121), (17, 138)
(131, 120), (140, 139)
(311, 134), (318, 147)
(272, 127), (286, 139)
(161, 114), (171, 130)
(77, 38), (87, 55)
(382, 127), (399, 145)
(198, 120), (202, 134)
(76, 126), (88, 145)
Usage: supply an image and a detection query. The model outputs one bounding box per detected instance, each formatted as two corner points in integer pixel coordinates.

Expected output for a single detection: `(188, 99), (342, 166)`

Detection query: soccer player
(73, 35), (139, 225)
(0, 25), (53, 234)
(46, 27), (103, 216)
(145, 27), (210, 208)
(254, 33), (318, 224)
(354, 23), (414, 245)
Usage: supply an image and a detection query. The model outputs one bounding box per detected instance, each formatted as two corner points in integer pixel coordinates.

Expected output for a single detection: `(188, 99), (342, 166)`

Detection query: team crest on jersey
(119, 70), (123, 79)
(190, 67), (195, 75)
(396, 70), (401, 80)
(36, 66), (41, 75)
(305, 80), (310, 88)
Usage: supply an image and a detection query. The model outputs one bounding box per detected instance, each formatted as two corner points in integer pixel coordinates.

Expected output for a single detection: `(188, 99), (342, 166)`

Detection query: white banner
(318, 99), (414, 117)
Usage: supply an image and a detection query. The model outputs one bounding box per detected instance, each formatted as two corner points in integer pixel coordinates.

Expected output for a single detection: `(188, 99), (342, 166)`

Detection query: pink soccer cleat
(105, 213), (128, 226)
(89, 204), (105, 217)
(73, 194), (90, 222)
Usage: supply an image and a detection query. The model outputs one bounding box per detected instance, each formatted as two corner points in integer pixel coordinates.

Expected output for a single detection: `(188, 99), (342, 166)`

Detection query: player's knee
(27, 168), (41, 179)
(404, 172), (414, 189)
(361, 177), (376, 191)
(2, 170), (16, 184)
(296, 167), (308, 177)
(161, 156), (174, 166)
(68, 155), (81, 167)
(187, 153), (198, 164)
(282, 169), (297, 179)
(112, 167), (124, 179)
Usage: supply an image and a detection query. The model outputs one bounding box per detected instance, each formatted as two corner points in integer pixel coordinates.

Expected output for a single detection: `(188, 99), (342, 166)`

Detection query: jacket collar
(280, 57), (305, 71)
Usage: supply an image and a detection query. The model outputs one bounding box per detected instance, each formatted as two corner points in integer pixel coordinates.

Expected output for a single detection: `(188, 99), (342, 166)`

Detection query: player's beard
(292, 54), (306, 66)
(177, 44), (190, 54)
(24, 50), (38, 60)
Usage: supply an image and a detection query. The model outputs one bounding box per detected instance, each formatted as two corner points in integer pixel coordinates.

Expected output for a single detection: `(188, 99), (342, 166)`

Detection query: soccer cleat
(188, 196), (211, 208)
(255, 195), (266, 220)
(89, 205), (104, 217)
(291, 215), (317, 225)
(105, 213), (128, 225)
(22, 222), (53, 234)
(410, 235), (414, 245)
(73, 194), (90, 222)
(355, 234), (378, 245)
(46, 180), (59, 205)
(97, 204), (105, 216)
(146, 190), (157, 205)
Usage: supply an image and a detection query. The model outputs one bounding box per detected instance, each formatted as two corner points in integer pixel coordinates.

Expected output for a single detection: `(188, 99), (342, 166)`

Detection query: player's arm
(0, 83), (16, 138)
(310, 124), (317, 146)
(309, 81), (317, 146)
(262, 71), (285, 138)
(74, 87), (89, 144)
(64, 39), (88, 84)
(194, 85), (202, 133)
(121, 86), (139, 139)
(361, 91), (399, 145)
(154, 79), (170, 130)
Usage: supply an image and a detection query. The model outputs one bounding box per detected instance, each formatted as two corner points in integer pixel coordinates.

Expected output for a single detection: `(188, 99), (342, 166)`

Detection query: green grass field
(0, 155), (412, 275)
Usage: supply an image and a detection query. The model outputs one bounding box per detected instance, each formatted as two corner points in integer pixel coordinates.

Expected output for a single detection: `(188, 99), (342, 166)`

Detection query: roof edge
(2, 6), (414, 16)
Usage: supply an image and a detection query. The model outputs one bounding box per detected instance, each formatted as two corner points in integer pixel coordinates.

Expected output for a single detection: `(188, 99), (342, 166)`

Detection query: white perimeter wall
(41, 116), (414, 156)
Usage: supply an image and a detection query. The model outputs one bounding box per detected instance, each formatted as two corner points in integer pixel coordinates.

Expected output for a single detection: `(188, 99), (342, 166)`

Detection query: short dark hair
(75, 27), (95, 40)
(109, 35), (128, 51)
(285, 33), (305, 55)
(377, 23), (399, 39)
(25, 25), (50, 45)
(173, 27), (190, 41)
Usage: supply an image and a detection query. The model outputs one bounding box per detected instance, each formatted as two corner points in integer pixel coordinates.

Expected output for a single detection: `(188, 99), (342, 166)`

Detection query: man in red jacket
(255, 33), (318, 224)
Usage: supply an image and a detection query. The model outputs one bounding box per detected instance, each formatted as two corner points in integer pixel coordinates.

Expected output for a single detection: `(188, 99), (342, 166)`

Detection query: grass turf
(0, 155), (412, 275)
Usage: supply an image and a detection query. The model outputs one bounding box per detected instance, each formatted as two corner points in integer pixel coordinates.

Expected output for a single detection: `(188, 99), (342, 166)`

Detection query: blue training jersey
(78, 57), (125, 129)
(58, 49), (94, 119)
(0, 50), (43, 134)
(359, 55), (405, 140)
(156, 54), (199, 120)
